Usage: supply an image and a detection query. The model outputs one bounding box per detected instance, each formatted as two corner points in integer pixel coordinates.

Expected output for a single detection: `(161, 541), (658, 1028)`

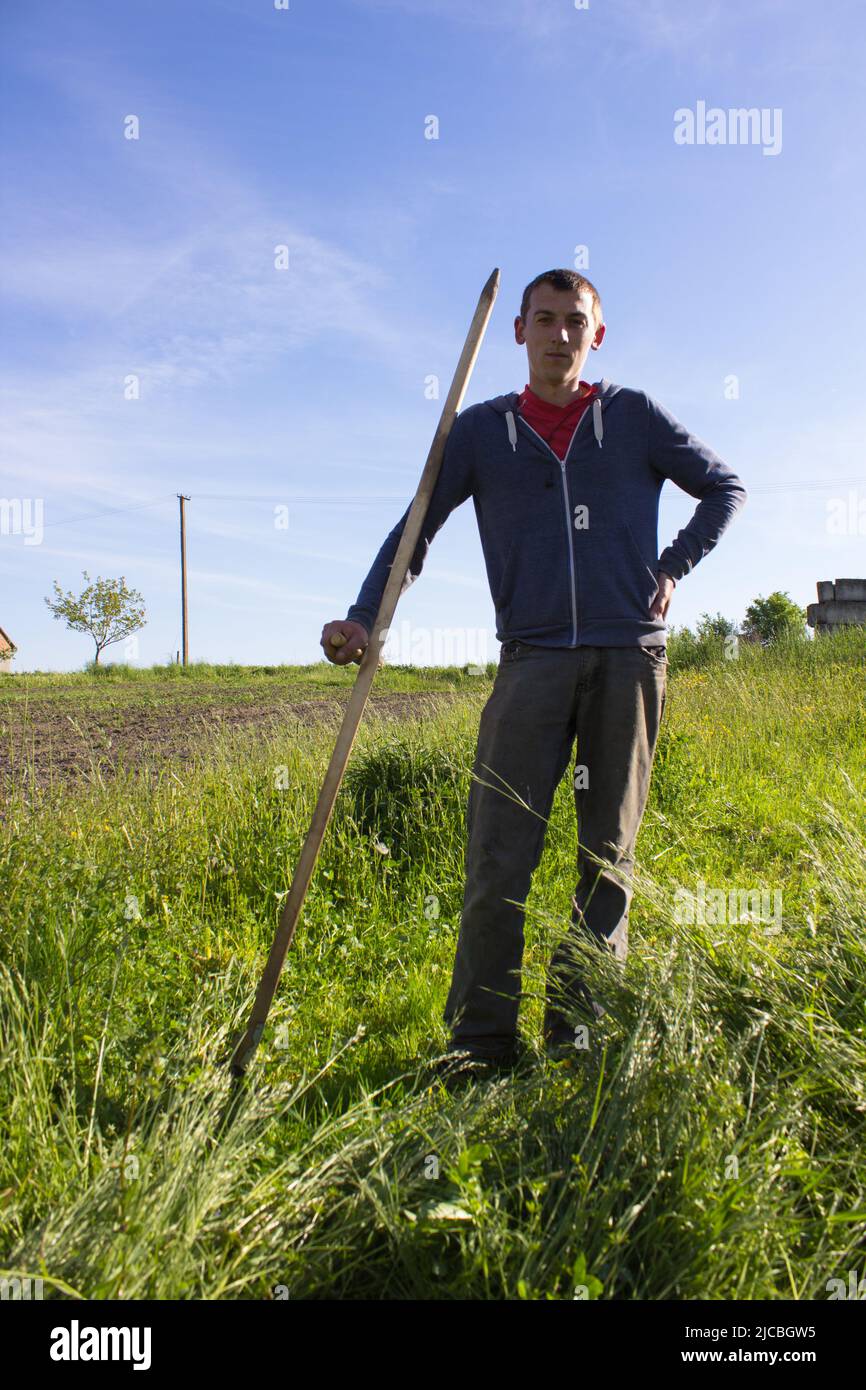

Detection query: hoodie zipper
(516, 403), (599, 647)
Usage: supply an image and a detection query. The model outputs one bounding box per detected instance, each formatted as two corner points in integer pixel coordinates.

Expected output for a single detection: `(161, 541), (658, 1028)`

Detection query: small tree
(45, 571), (146, 665)
(742, 591), (806, 644)
(696, 611), (739, 641)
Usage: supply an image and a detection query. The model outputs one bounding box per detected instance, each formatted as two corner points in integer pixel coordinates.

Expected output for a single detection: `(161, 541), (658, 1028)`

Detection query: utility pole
(178, 494), (190, 666)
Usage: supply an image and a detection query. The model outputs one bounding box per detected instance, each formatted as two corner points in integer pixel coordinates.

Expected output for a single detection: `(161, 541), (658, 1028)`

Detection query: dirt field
(0, 685), (466, 791)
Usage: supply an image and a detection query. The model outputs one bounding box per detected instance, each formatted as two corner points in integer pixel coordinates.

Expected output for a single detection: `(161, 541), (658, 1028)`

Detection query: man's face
(514, 285), (605, 386)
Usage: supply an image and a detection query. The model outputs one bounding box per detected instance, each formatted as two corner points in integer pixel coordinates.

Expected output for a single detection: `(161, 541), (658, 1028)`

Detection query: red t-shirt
(518, 381), (596, 462)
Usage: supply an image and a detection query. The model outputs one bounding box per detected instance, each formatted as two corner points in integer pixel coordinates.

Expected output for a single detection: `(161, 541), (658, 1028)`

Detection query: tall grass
(1, 634), (864, 1298)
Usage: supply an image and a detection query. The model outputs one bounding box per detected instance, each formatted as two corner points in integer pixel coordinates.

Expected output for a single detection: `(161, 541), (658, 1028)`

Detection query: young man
(321, 269), (747, 1072)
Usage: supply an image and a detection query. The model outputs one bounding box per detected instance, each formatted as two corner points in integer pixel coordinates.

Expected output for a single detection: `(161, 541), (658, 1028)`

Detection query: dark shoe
(426, 1049), (495, 1088)
(543, 990), (606, 1064)
(427, 1040), (529, 1088)
(543, 983), (606, 1044)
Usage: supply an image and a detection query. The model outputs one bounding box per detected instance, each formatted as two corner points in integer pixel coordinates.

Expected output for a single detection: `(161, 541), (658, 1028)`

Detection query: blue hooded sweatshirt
(345, 379), (747, 649)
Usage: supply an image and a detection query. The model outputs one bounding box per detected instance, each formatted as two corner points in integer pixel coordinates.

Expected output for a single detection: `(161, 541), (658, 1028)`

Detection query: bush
(743, 592), (807, 643)
(340, 734), (470, 861)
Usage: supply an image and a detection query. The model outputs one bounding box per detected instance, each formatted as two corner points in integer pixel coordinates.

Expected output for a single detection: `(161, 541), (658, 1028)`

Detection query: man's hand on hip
(650, 571), (676, 622)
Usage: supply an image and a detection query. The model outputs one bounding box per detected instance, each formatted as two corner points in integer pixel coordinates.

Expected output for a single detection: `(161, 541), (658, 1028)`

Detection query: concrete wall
(807, 579), (866, 631)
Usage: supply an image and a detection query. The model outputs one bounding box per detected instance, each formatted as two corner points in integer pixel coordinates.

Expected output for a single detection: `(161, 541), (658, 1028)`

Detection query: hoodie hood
(485, 378), (623, 452)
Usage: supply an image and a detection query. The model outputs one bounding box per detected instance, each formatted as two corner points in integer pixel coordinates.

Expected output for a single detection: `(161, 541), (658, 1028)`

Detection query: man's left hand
(650, 570), (676, 622)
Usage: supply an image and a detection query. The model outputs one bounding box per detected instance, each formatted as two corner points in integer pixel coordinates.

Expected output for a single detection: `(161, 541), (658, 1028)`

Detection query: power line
(745, 478), (866, 495)
(193, 493), (409, 503)
(39, 496), (175, 529)
(28, 477), (866, 533)
(196, 479), (866, 501)
(36, 495), (407, 528)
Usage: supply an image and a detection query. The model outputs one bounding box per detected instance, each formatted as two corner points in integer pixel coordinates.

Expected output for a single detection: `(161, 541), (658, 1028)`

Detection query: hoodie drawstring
(593, 395), (604, 448)
(506, 395), (603, 451)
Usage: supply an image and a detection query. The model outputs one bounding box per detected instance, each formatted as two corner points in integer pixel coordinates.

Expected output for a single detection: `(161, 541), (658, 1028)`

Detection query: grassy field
(1, 629), (865, 1299)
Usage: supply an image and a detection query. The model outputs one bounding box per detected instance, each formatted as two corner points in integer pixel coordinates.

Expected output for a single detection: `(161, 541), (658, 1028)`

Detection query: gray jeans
(443, 640), (668, 1056)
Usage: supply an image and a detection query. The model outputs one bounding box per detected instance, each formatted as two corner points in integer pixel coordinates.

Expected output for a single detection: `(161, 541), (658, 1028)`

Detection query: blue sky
(2, 0), (865, 671)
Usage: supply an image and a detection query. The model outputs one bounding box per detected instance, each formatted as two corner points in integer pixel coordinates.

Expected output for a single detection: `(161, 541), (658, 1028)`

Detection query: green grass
(0, 657), (499, 711)
(1, 630), (865, 1299)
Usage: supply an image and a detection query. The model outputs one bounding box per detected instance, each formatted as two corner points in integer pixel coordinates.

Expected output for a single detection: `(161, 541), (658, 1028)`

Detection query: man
(321, 268), (747, 1075)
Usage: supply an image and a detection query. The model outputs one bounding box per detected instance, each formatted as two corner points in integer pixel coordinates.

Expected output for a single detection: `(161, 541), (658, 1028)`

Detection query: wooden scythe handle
(229, 268), (500, 1076)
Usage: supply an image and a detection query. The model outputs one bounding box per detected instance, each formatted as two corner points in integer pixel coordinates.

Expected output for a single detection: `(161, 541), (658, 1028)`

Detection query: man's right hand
(320, 620), (369, 666)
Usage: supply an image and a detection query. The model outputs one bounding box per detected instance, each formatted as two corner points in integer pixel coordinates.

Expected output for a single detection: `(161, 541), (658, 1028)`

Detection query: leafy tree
(742, 591), (807, 644)
(696, 611), (739, 641)
(45, 571), (146, 665)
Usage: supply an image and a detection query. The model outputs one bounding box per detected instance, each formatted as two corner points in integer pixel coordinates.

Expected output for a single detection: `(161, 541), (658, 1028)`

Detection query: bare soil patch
(0, 690), (466, 791)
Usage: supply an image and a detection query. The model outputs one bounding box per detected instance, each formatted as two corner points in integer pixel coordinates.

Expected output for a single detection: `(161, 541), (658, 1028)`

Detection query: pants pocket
(639, 645), (667, 667)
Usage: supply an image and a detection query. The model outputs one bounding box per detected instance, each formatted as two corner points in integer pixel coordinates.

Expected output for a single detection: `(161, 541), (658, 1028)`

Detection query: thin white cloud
(9, 539), (338, 604)
(1, 42), (435, 439)
(425, 565), (487, 591)
(351, 0), (568, 36)
(0, 36), (466, 515)
(2, 222), (401, 400)
(351, 0), (823, 72)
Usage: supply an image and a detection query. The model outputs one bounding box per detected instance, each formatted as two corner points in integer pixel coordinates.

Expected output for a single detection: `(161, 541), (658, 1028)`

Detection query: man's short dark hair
(519, 269), (603, 328)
